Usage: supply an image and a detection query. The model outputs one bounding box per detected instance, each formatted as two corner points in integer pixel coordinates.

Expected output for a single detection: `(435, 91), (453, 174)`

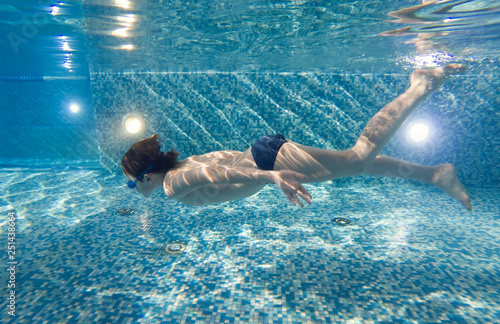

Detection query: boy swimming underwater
(122, 64), (471, 210)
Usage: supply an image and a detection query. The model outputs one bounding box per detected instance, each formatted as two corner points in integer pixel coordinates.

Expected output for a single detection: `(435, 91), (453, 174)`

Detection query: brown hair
(121, 134), (180, 177)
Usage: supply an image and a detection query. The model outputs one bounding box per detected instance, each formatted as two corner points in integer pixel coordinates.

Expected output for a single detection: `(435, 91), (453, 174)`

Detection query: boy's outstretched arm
(164, 165), (311, 207)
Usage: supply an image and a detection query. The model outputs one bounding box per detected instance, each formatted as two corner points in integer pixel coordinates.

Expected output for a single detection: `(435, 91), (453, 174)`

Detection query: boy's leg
(365, 156), (472, 210)
(365, 155), (435, 182)
(273, 64), (471, 209)
(351, 64), (465, 167)
(276, 64), (465, 179)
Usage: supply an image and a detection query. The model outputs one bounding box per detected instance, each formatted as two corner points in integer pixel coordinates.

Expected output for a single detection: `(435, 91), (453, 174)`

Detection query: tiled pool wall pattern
(90, 72), (499, 186)
(0, 169), (498, 323)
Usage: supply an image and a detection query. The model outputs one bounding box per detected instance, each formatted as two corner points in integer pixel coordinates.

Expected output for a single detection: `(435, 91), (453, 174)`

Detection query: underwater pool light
(122, 113), (145, 135)
(69, 103), (80, 113)
(407, 123), (430, 143)
(125, 118), (141, 134)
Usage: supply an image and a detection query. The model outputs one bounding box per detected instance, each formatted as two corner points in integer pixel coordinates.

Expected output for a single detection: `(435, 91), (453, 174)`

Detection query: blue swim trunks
(251, 134), (288, 171)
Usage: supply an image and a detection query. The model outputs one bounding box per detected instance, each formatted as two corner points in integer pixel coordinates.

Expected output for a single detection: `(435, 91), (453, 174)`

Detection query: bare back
(183, 149), (256, 168)
(163, 149), (266, 205)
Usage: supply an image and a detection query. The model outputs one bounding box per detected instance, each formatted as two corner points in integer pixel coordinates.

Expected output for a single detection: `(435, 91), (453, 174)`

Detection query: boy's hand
(270, 170), (312, 207)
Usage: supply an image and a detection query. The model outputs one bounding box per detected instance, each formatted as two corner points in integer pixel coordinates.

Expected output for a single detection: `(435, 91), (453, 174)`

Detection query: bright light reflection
(121, 44), (135, 50)
(62, 41), (70, 51)
(112, 28), (129, 38)
(125, 117), (142, 134)
(115, 0), (130, 9)
(59, 35), (72, 71)
(408, 123), (429, 142)
(405, 52), (453, 68)
(117, 14), (136, 24)
(50, 5), (59, 15)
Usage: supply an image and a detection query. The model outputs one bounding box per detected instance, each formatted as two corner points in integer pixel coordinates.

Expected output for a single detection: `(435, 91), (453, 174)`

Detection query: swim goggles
(127, 164), (154, 189)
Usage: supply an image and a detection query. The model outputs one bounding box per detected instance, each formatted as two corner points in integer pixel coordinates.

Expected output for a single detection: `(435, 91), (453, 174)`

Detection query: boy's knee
(345, 149), (371, 174)
(350, 138), (376, 173)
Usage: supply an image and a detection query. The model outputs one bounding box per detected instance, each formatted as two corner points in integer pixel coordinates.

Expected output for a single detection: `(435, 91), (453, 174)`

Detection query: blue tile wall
(0, 77), (99, 162)
(90, 71), (499, 186)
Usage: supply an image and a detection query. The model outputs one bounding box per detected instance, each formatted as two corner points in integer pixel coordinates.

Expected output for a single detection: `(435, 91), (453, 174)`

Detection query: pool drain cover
(332, 217), (352, 226)
(165, 243), (186, 254)
(117, 208), (135, 216)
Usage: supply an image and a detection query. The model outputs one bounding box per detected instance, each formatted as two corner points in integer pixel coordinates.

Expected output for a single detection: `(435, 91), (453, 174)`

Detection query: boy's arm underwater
(163, 165), (312, 207)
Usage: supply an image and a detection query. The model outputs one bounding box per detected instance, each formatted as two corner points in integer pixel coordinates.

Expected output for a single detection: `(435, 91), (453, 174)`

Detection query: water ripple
(381, 0), (500, 57)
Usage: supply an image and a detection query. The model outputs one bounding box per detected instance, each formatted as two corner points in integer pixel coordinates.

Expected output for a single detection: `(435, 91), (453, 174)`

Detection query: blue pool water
(1, 0), (499, 323)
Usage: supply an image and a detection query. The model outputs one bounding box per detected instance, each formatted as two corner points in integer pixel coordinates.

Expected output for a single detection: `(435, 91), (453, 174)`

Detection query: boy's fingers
(298, 192), (311, 205)
(299, 186), (312, 200)
(294, 194), (304, 207)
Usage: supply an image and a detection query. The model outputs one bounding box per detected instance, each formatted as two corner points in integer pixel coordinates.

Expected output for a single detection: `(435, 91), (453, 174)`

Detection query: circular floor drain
(117, 208), (135, 216)
(332, 217), (352, 226)
(165, 243), (186, 254)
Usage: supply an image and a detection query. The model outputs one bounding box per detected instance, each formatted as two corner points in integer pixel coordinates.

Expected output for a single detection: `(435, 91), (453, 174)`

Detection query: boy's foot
(433, 163), (472, 211)
(410, 64), (466, 91)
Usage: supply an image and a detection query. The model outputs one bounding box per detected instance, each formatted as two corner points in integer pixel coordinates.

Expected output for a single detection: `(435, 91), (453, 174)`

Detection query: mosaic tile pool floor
(0, 168), (498, 323)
